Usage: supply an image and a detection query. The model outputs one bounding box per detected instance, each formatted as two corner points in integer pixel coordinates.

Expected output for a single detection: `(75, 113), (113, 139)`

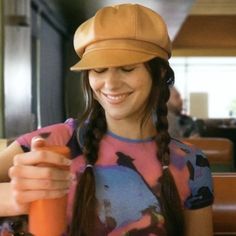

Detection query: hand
(8, 137), (72, 207)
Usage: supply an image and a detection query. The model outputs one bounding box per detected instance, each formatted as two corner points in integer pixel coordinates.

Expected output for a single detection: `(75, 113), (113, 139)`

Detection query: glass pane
(170, 57), (236, 119)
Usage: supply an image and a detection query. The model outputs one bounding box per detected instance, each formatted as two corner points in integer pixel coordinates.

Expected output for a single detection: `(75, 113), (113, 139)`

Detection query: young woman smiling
(0, 3), (213, 236)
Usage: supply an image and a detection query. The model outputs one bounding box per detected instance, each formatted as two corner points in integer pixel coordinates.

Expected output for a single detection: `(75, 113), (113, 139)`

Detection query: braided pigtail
(147, 58), (184, 236)
(69, 72), (107, 236)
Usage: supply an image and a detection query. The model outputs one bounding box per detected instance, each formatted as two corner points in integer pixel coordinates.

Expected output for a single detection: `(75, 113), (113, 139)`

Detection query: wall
(1, 0), (68, 138)
(3, 0), (32, 138)
(31, 0), (67, 128)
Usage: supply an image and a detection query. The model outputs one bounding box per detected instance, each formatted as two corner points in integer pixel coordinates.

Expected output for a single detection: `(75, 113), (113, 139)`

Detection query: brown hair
(69, 58), (184, 236)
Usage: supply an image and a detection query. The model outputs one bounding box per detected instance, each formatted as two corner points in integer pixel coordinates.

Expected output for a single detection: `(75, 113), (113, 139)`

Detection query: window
(170, 57), (236, 119)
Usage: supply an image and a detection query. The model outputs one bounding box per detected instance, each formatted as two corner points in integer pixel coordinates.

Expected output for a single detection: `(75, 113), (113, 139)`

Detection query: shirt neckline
(107, 130), (155, 143)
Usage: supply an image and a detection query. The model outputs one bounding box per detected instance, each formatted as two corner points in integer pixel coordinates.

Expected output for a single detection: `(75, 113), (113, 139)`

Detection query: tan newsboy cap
(71, 3), (171, 71)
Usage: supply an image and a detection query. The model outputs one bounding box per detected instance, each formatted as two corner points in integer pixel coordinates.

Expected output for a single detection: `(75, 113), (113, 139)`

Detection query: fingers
(9, 165), (71, 180)
(12, 189), (69, 203)
(13, 150), (71, 167)
(9, 136), (72, 204)
(9, 165), (72, 204)
(9, 164), (72, 204)
(31, 136), (47, 150)
(11, 177), (71, 191)
(12, 136), (71, 167)
(30, 136), (71, 166)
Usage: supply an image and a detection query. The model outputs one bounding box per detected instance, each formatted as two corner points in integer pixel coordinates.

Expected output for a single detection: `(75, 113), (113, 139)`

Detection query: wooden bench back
(213, 173), (236, 235)
(183, 137), (234, 170)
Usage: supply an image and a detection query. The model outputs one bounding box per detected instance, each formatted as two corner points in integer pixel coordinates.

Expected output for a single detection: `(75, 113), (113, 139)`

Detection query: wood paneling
(173, 15), (236, 48)
(172, 0), (236, 55)
(191, 0), (236, 15)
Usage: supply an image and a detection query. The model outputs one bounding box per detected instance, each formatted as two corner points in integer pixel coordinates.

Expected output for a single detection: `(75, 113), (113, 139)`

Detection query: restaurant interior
(0, 0), (236, 235)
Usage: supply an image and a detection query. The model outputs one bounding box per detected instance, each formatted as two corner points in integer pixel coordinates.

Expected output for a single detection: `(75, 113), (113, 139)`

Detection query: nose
(103, 69), (121, 90)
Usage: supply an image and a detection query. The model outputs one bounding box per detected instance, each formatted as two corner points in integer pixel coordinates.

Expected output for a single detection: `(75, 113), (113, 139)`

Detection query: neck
(106, 116), (156, 140)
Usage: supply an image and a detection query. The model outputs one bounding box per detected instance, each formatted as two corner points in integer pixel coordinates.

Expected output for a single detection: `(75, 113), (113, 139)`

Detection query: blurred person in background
(167, 86), (200, 138)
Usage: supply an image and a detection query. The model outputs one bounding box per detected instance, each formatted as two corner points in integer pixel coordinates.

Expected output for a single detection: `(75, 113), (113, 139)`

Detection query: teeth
(106, 94), (125, 100)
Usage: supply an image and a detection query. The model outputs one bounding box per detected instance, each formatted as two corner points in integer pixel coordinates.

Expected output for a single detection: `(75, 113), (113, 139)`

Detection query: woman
(0, 3), (213, 236)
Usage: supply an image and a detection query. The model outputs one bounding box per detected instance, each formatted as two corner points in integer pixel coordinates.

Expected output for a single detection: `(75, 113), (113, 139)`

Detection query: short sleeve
(184, 147), (214, 209)
(16, 118), (76, 151)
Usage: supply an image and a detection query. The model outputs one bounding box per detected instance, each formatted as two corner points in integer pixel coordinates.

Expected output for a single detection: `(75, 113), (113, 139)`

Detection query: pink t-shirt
(17, 118), (213, 236)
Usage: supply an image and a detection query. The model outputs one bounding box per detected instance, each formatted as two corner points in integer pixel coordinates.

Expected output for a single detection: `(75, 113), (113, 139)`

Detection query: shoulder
(169, 138), (211, 177)
(170, 139), (214, 209)
(179, 114), (194, 124)
(169, 138), (206, 165)
(16, 118), (78, 150)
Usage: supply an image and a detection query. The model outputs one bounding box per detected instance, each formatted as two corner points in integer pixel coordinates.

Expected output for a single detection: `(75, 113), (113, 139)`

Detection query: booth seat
(182, 137), (234, 172)
(213, 173), (236, 235)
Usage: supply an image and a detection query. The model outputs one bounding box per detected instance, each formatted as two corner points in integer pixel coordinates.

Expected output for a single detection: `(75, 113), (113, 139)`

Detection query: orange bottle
(29, 145), (70, 236)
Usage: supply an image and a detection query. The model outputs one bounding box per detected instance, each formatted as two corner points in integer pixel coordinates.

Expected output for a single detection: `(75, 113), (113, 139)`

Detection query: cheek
(88, 76), (101, 93)
(88, 77), (95, 91)
(131, 75), (151, 89)
(139, 78), (152, 97)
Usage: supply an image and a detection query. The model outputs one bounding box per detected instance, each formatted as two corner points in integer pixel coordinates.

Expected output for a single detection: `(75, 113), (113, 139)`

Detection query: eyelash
(121, 67), (135, 72)
(92, 67), (136, 73)
(93, 68), (107, 73)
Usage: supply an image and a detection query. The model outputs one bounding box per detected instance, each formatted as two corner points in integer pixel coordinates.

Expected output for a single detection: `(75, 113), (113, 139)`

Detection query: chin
(106, 111), (129, 121)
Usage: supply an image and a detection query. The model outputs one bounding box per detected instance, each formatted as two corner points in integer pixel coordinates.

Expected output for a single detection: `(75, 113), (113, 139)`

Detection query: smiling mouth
(102, 92), (131, 104)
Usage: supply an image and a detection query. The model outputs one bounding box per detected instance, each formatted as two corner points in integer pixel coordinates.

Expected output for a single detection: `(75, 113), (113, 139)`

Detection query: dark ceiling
(53, 0), (236, 55)
(54, 0), (195, 40)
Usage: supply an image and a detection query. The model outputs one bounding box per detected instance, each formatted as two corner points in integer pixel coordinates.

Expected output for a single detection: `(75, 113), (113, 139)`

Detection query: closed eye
(120, 66), (136, 72)
(92, 68), (108, 73)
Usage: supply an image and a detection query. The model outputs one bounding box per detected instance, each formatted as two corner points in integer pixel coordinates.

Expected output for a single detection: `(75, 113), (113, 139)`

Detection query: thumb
(31, 136), (47, 151)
